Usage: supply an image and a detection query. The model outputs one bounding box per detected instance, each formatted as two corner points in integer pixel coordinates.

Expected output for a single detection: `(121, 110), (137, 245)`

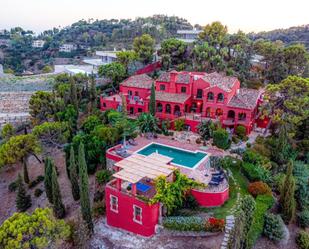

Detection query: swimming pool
(136, 143), (207, 169)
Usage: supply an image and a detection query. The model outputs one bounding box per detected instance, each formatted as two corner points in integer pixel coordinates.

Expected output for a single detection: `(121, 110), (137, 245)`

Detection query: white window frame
(110, 195), (118, 213)
(133, 205), (142, 224)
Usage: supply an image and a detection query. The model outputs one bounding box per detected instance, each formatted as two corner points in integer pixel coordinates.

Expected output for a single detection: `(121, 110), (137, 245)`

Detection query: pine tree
(44, 157), (53, 204)
(69, 146), (80, 201)
(16, 174), (31, 212)
(280, 160), (296, 223)
(79, 142), (93, 233)
(274, 124), (290, 164)
(51, 163), (66, 218)
(70, 77), (78, 111)
(149, 82), (156, 116)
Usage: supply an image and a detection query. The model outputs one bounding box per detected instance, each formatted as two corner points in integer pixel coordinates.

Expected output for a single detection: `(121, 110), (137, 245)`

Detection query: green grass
(197, 159), (249, 218)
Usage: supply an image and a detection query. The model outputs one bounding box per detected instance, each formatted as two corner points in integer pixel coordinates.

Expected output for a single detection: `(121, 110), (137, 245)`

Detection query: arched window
(157, 103), (163, 113)
(206, 107), (211, 117)
(174, 105), (181, 115)
(207, 92), (214, 101)
(216, 108), (223, 117)
(217, 93), (224, 102)
(165, 104), (171, 114)
(238, 113), (246, 120)
(227, 110), (235, 119)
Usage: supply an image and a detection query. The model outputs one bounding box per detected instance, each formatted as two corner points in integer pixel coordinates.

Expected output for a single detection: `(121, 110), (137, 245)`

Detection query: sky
(1, 0), (309, 34)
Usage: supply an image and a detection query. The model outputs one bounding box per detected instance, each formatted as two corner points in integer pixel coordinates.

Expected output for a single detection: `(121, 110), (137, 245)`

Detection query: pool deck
(108, 135), (228, 191)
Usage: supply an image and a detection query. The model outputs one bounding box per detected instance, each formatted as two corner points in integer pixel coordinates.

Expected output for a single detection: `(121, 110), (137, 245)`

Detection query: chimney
(170, 71), (177, 93)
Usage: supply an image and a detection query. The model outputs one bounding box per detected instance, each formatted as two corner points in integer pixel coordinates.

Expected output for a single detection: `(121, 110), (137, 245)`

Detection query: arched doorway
(157, 103), (163, 112)
(238, 112), (246, 121)
(206, 107), (211, 117)
(165, 104), (171, 114)
(191, 102), (197, 113)
(174, 105), (181, 116)
(227, 110), (235, 119)
(216, 108), (223, 118)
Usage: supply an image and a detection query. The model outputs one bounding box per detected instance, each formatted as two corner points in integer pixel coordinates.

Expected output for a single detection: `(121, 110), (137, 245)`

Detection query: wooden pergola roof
(113, 153), (176, 184)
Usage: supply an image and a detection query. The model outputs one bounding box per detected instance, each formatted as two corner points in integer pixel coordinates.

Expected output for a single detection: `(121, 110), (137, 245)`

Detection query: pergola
(112, 153), (176, 195)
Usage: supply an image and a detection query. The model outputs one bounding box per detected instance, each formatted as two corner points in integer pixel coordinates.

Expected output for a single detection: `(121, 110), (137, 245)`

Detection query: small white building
(32, 39), (45, 48)
(59, 43), (77, 53)
(54, 64), (95, 76)
(95, 50), (118, 64)
(176, 29), (202, 43)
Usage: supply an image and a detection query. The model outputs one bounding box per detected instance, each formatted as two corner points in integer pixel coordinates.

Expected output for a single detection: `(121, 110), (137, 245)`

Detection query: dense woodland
(250, 25), (309, 49)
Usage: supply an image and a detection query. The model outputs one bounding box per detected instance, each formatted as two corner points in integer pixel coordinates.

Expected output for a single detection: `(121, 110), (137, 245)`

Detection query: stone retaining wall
(0, 91), (33, 128)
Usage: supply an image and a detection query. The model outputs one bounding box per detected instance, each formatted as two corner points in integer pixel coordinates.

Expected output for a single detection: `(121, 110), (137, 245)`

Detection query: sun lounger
(128, 139), (138, 146)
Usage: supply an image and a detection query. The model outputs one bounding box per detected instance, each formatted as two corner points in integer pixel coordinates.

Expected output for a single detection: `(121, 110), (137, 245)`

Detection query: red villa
(100, 71), (266, 134)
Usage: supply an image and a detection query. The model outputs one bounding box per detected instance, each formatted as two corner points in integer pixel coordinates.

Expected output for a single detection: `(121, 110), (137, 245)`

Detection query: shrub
(232, 135), (240, 144)
(296, 231), (309, 249)
(182, 194), (199, 210)
(195, 138), (202, 144)
(28, 175), (44, 189)
(248, 181), (272, 198)
(263, 213), (285, 241)
(242, 162), (270, 182)
(34, 188), (43, 197)
(174, 119), (185, 131)
(246, 195), (275, 248)
(93, 201), (105, 218)
(213, 128), (230, 149)
(163, 216), (205, 231)
(273, 173), (286, 193)
(93, 191), (104, 202)
(8, 181), (17, 192)
(95, 170), (112, 185)
(235, 125), (246, 139)
(297, 209), (309, 228)
(205, 217), (225, 232)
(243, 150), (262, 165)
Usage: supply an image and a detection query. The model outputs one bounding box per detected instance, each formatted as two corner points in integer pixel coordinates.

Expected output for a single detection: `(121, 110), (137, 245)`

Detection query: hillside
(249, 24), (309, 49)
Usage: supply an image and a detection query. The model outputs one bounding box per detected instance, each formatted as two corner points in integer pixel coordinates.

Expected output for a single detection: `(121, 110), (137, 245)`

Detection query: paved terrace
(108, 135), (228, 193)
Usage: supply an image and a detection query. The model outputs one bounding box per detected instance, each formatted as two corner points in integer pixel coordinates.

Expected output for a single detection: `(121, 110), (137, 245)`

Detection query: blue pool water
(137, 143), (207, 168)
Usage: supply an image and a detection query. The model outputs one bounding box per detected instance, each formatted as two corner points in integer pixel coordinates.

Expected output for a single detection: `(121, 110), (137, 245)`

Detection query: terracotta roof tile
(228, 88), (261, 109)
(148, 91), (191, 104)
(202, 72), (238, 92)
(121, 74), (154, 89)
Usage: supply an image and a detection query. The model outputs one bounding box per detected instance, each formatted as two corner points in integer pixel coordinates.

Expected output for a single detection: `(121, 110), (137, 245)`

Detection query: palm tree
(137, 113), (159, 135)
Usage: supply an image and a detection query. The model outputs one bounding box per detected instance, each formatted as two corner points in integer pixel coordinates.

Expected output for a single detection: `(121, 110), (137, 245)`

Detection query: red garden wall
(191, 187), (229, 207)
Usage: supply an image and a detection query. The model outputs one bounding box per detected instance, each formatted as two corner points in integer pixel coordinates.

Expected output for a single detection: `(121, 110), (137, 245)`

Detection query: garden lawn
(197, 158), (249, 218)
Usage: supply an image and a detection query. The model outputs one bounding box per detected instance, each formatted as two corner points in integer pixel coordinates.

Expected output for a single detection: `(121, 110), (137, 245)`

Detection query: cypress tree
(280, 160), (296, 223)
(70, 77), (78, 111)
(79, 142), (93, 233)
(44, 157), (53, 204)
(90, 75), (97, 111)
(149, 82), (156, 116)
(51, 163), (66, 218)
(16, 174), (31, 212)
(69, 146), (80, 201)
(22, 157), (30, 184)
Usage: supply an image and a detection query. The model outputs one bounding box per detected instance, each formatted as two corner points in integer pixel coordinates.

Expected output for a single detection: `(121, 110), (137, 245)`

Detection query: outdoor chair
(128, 139), (138, 146)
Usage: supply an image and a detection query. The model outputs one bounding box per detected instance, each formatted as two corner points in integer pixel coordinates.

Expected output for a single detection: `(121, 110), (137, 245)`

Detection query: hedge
(163, 216), (205, 231)
(263, 213), (285, 242)
(296, 231), (309, 249)
(246, 195), (275, 248)
(241, 162), (269, 182)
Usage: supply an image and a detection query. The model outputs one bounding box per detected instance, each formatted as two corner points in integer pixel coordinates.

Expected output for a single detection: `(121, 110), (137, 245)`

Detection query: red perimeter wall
(191, 187), (229, 207)
(105, 184), (160, 237)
